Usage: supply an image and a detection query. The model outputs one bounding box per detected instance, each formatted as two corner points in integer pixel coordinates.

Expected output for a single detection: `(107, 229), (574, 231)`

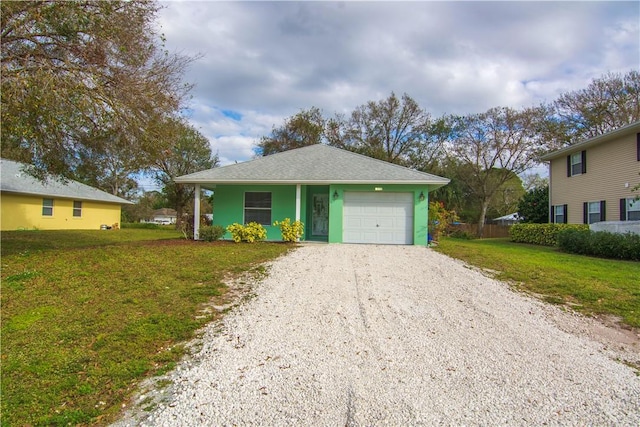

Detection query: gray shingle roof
(1, 159), (133, 204)
(175, 144), (450, 188)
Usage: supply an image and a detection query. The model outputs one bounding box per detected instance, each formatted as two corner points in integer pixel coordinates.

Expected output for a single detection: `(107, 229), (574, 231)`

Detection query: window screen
(244, 192), (272, 225)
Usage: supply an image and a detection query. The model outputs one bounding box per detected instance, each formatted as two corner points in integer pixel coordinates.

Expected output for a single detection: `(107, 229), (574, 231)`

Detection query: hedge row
(509, 223), (589, 246)
(557, 229), (640, 261)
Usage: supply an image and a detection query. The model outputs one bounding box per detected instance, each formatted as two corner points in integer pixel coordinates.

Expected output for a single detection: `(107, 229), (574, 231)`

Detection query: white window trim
(627, 198), (640, 221)
(42, 198), (54, 216)
(570, 152), (583, 176)
(553, 205), (565, 224)
(73, 201), (82, 217)
(587, 201), (600, 224)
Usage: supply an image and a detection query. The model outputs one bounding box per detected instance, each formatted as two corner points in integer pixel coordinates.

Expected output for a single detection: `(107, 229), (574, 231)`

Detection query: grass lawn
(434, 237), (640, 329)
(1, 229), (291, 426)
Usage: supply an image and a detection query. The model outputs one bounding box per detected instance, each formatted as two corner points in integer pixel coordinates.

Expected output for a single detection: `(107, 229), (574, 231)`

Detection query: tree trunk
(477, 199), (490, 237)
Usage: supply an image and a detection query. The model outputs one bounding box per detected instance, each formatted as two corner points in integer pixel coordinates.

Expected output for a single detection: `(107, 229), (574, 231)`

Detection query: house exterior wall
(328, 184), (430, 246)
(212, 185), (308, 241)
(1, 193), (122, 231)
(212, 183), (431, 245)
(548, 132), (640, 224)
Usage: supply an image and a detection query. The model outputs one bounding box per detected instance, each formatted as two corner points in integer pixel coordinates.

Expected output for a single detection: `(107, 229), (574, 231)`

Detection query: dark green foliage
(510, 223), (589, 246)
(449, 229), (476, 240)
(121, 222), (161, 229)
(517, 186), (549, 223)
(557, 229), (640, 261)
(199, 225), (226, 242)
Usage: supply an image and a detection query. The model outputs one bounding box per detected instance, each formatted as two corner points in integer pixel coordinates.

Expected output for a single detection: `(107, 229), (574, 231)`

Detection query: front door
(306, 186), (329, 241)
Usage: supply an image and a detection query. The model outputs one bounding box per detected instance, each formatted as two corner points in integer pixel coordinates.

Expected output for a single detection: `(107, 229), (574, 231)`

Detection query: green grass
(1, 230), (291, 426)
(434, 238), (640, 329)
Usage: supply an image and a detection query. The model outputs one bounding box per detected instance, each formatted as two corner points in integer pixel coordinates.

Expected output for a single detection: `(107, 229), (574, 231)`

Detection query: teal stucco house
(175, 144), (449, 246)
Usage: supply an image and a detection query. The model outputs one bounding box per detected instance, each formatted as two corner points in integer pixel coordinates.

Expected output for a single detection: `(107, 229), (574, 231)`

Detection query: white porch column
(295, 184), (301, 222)
(194, 184), (201, 240)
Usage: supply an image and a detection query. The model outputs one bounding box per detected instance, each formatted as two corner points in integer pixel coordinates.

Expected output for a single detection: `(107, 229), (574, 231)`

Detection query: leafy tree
(486, 172), (525, 220)
(257, 107), (325, 156)
(517, 185), (549, 224)
(152, 119), (218, 227)
(448, 106), (546, 236)
(72, 129), (143, 199)
(121, 191), (164, 223)
(326, 92), (427, 165)
(551, 70), (640, 146)
(1, 0), (194, 178)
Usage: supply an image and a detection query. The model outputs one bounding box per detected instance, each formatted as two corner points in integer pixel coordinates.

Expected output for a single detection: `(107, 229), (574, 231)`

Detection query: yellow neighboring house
(1, 158), (133, 231)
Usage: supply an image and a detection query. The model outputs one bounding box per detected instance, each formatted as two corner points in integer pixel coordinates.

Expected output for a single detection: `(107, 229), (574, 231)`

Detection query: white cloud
(156, 0), (640, 165)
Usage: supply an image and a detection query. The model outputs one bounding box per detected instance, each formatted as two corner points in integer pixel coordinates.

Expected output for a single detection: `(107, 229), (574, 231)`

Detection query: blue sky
(146, 0), (639, 190)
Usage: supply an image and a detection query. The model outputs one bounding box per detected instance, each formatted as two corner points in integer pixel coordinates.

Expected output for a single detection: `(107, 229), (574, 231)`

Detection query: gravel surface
(115, 244), (640, 426)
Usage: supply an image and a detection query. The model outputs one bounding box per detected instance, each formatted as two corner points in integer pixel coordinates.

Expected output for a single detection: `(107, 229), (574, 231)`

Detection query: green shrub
(198, 225), (225, 242)
(273, 218), (304, 242)
(558, 229), (640, 261)
(226, 222), (267, 243)
(510, 223), (589, 246)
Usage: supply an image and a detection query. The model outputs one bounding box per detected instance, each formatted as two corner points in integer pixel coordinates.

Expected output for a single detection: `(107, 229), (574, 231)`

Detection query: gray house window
(73, 201), (82, 217)
(244, 192), (271, 225)
(42, 198), (53, 216)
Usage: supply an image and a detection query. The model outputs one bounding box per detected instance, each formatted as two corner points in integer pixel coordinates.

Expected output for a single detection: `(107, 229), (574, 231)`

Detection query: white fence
(590, 221), (640, 235)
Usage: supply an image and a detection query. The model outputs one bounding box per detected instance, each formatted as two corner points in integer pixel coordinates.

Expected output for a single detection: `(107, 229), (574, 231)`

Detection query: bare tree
(448, 106), (545, 236)
(326, 92), (426, 165)
(552, 70), (640, 146)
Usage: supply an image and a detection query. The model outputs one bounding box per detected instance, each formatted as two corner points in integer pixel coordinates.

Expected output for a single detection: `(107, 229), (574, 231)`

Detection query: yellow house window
(73, 201), (82, 217)
(42, 198), (53, 216)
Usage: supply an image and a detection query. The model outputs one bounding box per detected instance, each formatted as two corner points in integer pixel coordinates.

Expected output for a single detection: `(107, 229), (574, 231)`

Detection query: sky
(149, 0), (639, 186)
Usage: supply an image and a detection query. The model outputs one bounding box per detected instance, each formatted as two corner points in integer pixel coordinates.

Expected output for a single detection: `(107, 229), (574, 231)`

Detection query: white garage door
(343, 192), (414, 244)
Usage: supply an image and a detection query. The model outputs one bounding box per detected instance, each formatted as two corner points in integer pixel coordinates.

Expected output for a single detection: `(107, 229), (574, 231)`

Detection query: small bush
(557, 229), (640, 261)
(198, 225), (225, 242)
(510, 223), (589, 246)
(273, 218), (304, 242)
(226, 222), (267, 243)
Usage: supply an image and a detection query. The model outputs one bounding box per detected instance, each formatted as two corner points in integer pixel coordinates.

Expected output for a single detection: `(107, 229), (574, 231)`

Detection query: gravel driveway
(116, 244), (640, 426)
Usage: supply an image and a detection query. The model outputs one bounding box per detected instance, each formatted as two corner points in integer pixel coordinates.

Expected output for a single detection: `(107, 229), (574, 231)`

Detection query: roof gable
(175, 144), (449, 188)
(540, 121), (640, 161)
(0, 159), (133, 204)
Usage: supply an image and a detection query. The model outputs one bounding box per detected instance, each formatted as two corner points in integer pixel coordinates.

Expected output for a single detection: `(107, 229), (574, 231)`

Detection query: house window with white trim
(73, 201), (82, 217)
(244, 192), (271, 225)
(42, 198), (53, 216)
(587, 201), (601, 224)
(567, 150), (586, 177)
(553, 205), (567, 224)
(625, 198), (640, 221)
(570, 152), (583, 176)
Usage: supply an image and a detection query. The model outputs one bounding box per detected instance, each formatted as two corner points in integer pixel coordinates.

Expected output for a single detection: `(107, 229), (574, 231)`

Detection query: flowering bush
(273, 218), (304, 242)
(428, 201), (459, 241)
(226, 222), (267, 243)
